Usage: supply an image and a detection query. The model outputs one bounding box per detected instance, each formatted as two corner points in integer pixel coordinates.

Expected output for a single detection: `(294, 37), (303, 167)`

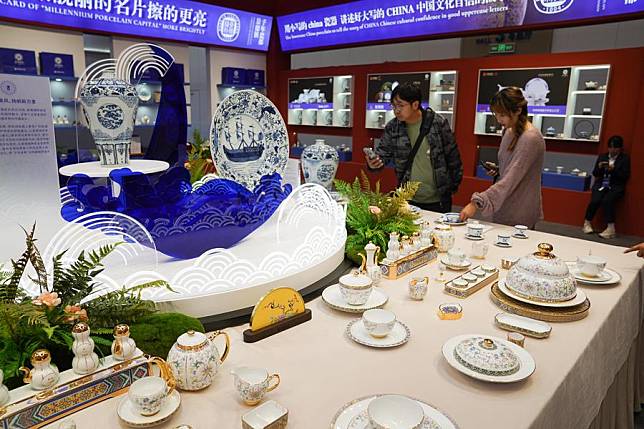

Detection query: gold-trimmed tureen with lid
(454, 336), (520, 376)
(505, 243), (577, 303)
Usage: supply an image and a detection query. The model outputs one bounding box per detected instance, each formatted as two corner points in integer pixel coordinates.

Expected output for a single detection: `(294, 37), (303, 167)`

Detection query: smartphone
(479, 161), (497, 170)
(363, 147), (378, 160)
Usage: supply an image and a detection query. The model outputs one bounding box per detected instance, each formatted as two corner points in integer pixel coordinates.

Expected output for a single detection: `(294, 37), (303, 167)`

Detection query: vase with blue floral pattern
(301, 139), (339, 190)
(79, 72), (138, 167)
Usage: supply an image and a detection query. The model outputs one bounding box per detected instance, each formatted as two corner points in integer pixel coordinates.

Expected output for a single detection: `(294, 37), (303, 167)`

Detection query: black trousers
(584, 188), (623, 223)
(410, 198), (452, 214)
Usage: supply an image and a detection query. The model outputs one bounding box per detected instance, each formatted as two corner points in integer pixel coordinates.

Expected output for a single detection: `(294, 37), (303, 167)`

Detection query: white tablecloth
(43, 214), (644, 429)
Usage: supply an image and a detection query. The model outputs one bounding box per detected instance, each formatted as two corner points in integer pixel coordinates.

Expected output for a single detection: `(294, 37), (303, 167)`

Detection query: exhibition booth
(0, 0), (643, 428)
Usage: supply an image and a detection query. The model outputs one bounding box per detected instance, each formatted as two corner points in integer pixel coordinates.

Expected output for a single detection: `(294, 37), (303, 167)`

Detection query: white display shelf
(365, 70), (457, 130)
(287, 75), (353, 128)
(474, 64), (610, 141)
(572, 90), (606, 94)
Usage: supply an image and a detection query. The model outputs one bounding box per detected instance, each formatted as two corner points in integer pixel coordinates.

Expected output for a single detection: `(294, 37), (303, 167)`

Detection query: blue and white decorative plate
(210, 90), (288, 190)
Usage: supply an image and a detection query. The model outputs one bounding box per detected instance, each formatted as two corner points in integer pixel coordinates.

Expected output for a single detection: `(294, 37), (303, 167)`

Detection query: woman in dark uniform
(582, 135), (630, 239)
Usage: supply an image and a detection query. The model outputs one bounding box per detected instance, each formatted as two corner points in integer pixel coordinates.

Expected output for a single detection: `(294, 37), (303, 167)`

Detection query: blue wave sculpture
(61, 167), (291, 259)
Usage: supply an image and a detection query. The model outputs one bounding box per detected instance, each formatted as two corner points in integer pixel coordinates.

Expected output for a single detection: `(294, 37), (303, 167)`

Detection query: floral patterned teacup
(231, 367), (280, 405)
(128, 357), (175, 416)
(408, 276), (429, 300)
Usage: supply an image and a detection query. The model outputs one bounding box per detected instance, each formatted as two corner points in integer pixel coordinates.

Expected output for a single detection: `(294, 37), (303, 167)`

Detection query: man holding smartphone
(365, 82), (463, 213)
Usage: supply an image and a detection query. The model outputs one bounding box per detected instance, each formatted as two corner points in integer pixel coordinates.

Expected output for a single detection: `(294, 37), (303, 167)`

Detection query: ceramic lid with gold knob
(338, 270), (372, 290)
(505, 243), (577, 303)
(31, 349), (52, 364)
(72, 322), (89, 333)
(176, 330), (210, 352)
(454, 336), (520, 376)
(113, 324), (131, 337)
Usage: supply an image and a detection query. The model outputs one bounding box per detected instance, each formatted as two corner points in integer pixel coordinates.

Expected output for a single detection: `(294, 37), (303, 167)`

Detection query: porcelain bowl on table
(362, 309), (396, 338)
(505, 243), (577, 303)
(367, 394), (424, 429)
(339, 271), (373, 306)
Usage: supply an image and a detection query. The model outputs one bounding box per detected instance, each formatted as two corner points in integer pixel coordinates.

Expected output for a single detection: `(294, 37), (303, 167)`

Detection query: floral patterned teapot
(166, 330), (230, 391)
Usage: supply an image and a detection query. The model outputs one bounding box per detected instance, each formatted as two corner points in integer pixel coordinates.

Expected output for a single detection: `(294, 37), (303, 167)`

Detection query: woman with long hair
(460, 87), (545, 228)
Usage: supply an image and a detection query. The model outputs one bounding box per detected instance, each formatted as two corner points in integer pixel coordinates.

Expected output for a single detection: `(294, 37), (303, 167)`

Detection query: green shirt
(407, 120), (440, 203)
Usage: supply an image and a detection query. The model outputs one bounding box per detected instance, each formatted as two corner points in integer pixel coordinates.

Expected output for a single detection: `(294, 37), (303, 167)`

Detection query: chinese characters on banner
(277, 0), (644, 51)
(0, 0), (272, 51)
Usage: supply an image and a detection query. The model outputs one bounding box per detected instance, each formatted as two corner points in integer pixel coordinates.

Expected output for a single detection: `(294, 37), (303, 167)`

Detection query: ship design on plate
(222, 116), (265, 162)
(210, 90), (288, 190)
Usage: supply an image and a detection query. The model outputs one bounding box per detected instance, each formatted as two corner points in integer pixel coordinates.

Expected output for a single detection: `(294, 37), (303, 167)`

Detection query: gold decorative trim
(506, 285), (577, 304)
(5, 353), (145, 410)
(490, 283), (590, 323)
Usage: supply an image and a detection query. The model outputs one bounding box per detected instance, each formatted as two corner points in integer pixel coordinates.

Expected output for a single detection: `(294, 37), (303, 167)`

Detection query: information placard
(0, 74), (63, 261)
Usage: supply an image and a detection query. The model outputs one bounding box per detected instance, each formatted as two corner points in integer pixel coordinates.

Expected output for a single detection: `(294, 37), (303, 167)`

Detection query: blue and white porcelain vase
(301, 139), (339, 190)
(79, 73), (138, 167)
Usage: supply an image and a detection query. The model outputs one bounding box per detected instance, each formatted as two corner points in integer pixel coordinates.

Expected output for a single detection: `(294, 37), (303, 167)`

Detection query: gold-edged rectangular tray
(444, 266), (499, 298)
(1, 352), (149, 429)
(380, 246), (437, 280)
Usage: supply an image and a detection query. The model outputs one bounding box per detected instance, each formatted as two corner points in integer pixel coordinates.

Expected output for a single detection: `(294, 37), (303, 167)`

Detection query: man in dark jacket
(582, 135), (631, 239)
(366, 82), (463, 213)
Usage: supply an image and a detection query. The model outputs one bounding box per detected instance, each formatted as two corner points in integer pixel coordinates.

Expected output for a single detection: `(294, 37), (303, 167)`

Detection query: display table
(42, 212), (644, 429)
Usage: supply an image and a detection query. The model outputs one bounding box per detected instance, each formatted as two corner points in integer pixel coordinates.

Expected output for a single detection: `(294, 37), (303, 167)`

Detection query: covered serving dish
(505, 243), (577, 303)
(454, 337), (520, 376)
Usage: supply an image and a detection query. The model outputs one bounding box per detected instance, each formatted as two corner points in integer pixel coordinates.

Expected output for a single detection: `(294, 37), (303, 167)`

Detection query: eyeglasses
(391, 102), (410, 111)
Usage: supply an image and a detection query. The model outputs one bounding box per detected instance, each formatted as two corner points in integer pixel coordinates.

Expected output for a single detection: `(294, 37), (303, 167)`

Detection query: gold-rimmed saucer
(440, 257), (472, 271)
(118, 390), (181, 428)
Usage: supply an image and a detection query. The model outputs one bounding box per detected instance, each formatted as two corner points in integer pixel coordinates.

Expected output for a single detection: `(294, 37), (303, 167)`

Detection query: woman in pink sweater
(460, 87), (545, 229)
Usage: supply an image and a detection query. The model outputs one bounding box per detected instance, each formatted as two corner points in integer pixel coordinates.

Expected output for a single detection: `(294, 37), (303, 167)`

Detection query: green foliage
(130, 312), (204, 358)
(0, 225), (173, 388)
(334, 171), (421, 265)
(186, 128), (216, 183)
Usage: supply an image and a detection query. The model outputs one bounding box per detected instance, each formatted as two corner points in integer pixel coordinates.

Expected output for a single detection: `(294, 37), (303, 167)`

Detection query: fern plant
(334, 171), (421, 265)
(0, 225), (172, 387)
(185, 128), (216, 183)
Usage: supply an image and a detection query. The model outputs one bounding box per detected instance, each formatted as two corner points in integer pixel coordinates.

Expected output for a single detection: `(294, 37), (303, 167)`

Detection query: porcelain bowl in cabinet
(338, 271), (373, 306)
(453, 336), (520, 376)
(367, 394), (424, 429)
(505, 243), (577, 303)
(166, 330), (230, 391)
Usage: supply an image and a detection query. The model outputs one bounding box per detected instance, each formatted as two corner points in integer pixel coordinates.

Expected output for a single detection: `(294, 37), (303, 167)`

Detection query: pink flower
(33, 292), (61, 308)
(369, 206), (382, 215)
(64, 304), (88, 322)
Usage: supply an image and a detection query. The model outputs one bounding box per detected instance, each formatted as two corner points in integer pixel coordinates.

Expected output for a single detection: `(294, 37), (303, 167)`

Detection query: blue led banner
(0, 0), (272, 51)
(277, 0), (644, 51)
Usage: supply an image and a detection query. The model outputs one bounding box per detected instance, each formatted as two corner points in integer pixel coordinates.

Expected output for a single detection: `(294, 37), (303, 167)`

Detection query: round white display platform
(59, 160), (169, 177)
(34, 184), (346, 318)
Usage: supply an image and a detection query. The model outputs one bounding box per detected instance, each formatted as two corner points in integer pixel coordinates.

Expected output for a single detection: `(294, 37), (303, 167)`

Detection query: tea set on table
(114, 326), (287, 428)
